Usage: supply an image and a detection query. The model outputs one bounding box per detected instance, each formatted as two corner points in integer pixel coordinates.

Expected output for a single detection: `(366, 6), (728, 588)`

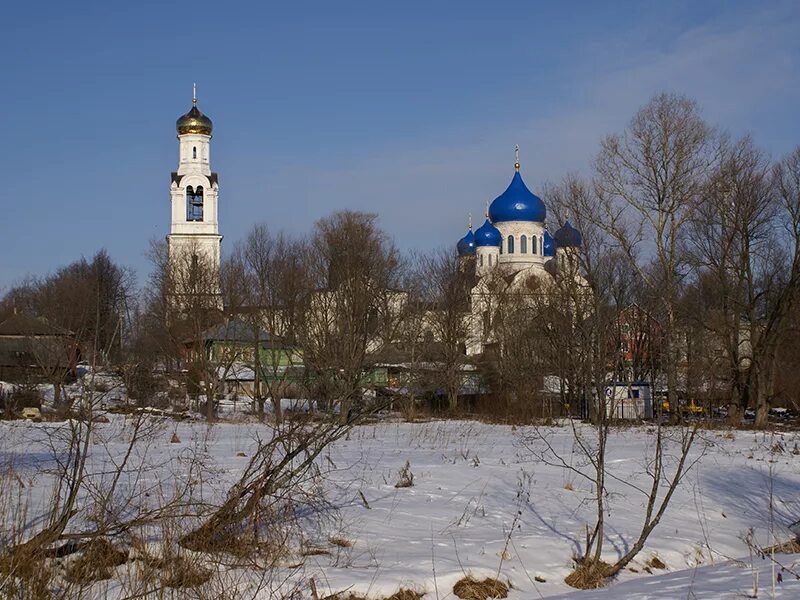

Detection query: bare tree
(233, 225), (311, 423)
(297, 210), (403, 422)
(686, 136), (781, 424)
(595, 92), (714, 416)
(412, 248), (474, 413)
(147, 238), (225, 420)
(522, 159), (703, 589)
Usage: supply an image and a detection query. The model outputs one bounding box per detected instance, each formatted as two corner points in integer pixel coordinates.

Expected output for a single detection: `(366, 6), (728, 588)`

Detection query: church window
(186, 185), (204, 221)
(507, 235), (514, 254)
(520, 235), (527, 254)
(480, 254), (484, 267)
(192, 146), (197, 159)
(532, 235), (538, 254)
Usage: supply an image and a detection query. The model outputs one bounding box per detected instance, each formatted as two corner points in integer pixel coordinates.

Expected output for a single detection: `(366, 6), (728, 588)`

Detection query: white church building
(163, 93), (585, 361)
(167, 88), (222, 298)
(454, 147), (585, 355)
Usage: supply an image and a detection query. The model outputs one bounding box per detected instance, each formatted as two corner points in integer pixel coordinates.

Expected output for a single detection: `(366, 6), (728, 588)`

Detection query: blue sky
(1, 1), (798, 290)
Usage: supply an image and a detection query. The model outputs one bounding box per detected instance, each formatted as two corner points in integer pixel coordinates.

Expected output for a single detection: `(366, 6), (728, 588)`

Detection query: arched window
(532, 235), (538, 255)
(192, 146), (197, 159)
(507, 235), (515, 254)
(520, 235), (527, 254)
(186, 185), (204, 221)
(480, 254), (484, 267)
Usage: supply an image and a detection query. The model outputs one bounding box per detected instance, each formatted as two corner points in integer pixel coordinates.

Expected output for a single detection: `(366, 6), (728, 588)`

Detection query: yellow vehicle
(680, 399), (705, 416)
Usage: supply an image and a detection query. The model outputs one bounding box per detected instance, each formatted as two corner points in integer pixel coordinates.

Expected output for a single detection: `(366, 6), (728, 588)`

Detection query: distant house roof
(0, 313), (73, 337)
(196, 319), (279, 344)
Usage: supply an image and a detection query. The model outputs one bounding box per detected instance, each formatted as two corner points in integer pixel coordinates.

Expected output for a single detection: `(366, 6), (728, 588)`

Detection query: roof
(0, 313), (73, 337)
(0, 336), (76, 368)
(554, 221), (583, 248)
(197, 319), (279, 344)
(474, 219), (502, 247)
(488, 170), (546, 223)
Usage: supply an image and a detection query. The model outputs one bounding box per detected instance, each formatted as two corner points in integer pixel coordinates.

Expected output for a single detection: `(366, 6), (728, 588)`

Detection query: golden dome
(176, 102), (213, 136)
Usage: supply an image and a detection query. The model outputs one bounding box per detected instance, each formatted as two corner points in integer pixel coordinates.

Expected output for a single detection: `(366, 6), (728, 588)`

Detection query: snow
(2, 417), (800, 598)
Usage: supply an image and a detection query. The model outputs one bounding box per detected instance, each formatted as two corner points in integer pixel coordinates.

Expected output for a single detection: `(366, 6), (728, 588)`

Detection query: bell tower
(167, 85), (222, 304)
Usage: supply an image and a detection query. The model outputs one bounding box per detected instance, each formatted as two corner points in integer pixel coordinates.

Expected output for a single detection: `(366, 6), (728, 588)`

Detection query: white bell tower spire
(167, 86), (222, 306)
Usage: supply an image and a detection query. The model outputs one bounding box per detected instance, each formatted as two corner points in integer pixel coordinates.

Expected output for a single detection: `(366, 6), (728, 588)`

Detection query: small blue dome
(474, 219), (501, 247)
(554, 220), (582, 248)
(543, 230), (555, 257)
(457, 229), (476, 256)
(488, 171), (546, 223)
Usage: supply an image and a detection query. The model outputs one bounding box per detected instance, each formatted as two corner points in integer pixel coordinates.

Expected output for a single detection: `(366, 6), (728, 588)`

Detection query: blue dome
(488, 171), (546, 223)
(554, 220), (582, 248)
(543, 230), (555, 257)
(474, 219), (501, 247)
(457, 229), (476, 256)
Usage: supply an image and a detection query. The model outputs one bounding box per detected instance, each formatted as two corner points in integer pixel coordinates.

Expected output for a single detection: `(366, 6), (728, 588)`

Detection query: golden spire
(192, 82), (197, 106)
(515, 144), (520, 171)
(468, 212), (472, 230)
(485, 199), (489, 218)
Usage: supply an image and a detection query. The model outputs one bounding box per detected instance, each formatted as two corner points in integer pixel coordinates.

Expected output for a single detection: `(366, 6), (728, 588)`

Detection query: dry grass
(394, 461), (414, 488)
(328, 536), (354, 548)
(385, 589), (424, 600)
(64, 538), (129, 584)
(647, 555), (666, 569)
(764, 538), (800, 554)
(324, 590), (423, 600)
(564, 559), (612, 589)
(160, 556), (212, 588)
(452, 576), (509, 599)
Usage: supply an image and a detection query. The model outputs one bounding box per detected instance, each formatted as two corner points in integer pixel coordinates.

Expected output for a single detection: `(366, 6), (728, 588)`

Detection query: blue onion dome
(488, 170), (546, 223)
(177, 100), (213, 136)
(543, 230), (556, 257)
(553, 220), (583, 248)
(457, 229), (476, 256)
(474, 219), (501, 247)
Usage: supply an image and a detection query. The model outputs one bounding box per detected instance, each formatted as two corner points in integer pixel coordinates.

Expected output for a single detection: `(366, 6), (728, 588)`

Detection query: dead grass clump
(394, 461), (414, 488)
(328, 536), (354, 548)
(64, 538), (129, 584)
(160, 556), (212, 588)
(170, 431), (181, 443)
(323, 590), (423, 600)
(764, 538), (800, 554)
(647, 555), (666, 569)
(0, 548), (47, 582)
(385, 589), (424, 600)
(564, 559), (612, 589)
(181, 524), (285, 561)
(301, 545), (331, 556)
(452, 576), (509, 599)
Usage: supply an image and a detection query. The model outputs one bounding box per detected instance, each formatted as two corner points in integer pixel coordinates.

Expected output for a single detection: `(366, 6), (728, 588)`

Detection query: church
(164, 92), (585, 360)
(167, 87), (222, 306)
(454, 147), (585, 355)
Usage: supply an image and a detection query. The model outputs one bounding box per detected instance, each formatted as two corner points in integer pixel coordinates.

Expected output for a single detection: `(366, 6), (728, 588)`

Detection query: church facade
(454, 147), (585, 355)
(167, 90), (222, 303)
(163, 95), (585, 361)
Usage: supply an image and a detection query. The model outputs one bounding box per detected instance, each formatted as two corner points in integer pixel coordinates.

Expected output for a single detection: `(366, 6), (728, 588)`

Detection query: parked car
(769, 407), (792, 420)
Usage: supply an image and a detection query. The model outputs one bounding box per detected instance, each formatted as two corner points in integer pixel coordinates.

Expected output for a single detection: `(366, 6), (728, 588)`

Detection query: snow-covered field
(2, 417), (800, 598)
